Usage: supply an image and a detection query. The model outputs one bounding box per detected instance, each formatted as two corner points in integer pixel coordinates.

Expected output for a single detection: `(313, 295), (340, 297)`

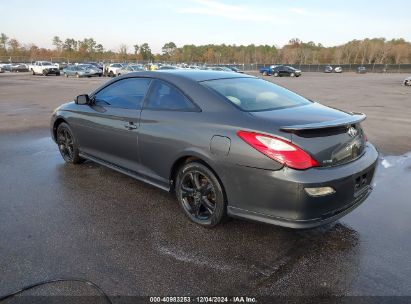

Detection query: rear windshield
(201, 77), (311, 112)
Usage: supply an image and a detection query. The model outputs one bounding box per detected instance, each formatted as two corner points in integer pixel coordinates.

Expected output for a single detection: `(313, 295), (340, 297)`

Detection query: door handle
(124, 122), (137, 130)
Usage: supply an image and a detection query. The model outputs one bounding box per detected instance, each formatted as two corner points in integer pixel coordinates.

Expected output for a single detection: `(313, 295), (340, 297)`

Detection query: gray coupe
(51, 70), (378, 228)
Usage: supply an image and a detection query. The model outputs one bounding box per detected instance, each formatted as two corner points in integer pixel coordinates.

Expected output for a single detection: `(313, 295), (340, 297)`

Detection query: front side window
(201, 77), (311, 112)
(94, 78), (151, 109)
(144, 80), (197, 111)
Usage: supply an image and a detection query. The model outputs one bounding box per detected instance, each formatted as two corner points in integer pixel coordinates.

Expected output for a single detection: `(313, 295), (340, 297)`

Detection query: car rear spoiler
(280, 112), (366, 132)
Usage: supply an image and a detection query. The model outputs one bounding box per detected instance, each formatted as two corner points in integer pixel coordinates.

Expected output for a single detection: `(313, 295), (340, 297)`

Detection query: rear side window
(94, 78), (151, 109)
(144, 80), (197, 111)
(201, 77), (311, 112)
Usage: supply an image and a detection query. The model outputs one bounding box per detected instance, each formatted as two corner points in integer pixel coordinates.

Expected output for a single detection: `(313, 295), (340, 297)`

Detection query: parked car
(106, 63), (124, 77)
(29, 61), (60, 76)
(85, 62), (103, 70)
(78, 64), (103, 77)
(271, 65), (302, 77)
(117, 65), (144, 75)
(0, 64), (12, 71)
(357, 66), (367, 74)
(208, 66), (232, 72)
(62, 65), (94, 78)
(227, 66), (244, 73)
(404, 76), (411, 86)
(259, 65), (277, 76)
(10, 63), (29, 72)
(51, 70), (377, 228)
(158, 65), (178, 70)
(324, 65), (343, 73)
(334, 66), (343, 73)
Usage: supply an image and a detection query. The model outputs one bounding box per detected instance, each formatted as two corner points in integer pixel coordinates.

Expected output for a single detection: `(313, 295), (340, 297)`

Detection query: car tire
(56, 73), (60, 76)
(31, 69), (35, 75)
(64, 73), (68, 78)
(42, 69), (48, 76)
(290, 72), (295, 77)
(175, 162), (226, 227)
(109, 71), (114, 77)
(262, 71), (267, 76)
(273, 72), (278, 77)
(76, 73), (79, 78)
(56, 122), (85, 164)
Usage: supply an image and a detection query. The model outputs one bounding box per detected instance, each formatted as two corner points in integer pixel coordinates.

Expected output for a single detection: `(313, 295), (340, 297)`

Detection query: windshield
(201, 77), (311, 112)
(42, 62), (53, 65)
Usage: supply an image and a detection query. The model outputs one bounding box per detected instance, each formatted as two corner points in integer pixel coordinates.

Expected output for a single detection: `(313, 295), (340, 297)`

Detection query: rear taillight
(237, 131), (319, 170)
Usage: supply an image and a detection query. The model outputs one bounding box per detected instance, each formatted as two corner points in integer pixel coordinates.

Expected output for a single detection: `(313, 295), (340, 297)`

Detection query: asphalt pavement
(0, 72), (410, 301)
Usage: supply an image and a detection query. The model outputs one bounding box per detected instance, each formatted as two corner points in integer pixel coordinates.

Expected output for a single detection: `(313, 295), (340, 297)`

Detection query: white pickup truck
(29, 61), (60, 76)
(104, 63), (124, 77)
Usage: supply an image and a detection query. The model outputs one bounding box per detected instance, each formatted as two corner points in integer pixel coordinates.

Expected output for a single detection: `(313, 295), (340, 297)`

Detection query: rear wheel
(175, 162), (226, 227)
(64, 73), (68, 78)
(109, 71), (114, 77)
(75, 73), (79, 78)
(31, 69), (35, 75)
(262, 71), (268, 76)
(56, 123), (85, 164)
(42, 69), (48, 76)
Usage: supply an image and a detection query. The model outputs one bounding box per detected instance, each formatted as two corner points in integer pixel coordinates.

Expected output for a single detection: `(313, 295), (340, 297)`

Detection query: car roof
(124, 70), (254, 82)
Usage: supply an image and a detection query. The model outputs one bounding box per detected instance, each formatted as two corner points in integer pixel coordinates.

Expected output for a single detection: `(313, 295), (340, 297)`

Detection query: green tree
(162, 41), (177, 59)
(139, 43), (153, 61)
(52, 36), (62, 52)
(0, 33), (8, 50)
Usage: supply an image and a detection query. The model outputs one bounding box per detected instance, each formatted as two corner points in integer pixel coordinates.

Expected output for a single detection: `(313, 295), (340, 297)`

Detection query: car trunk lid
(250, 103), (367, 167)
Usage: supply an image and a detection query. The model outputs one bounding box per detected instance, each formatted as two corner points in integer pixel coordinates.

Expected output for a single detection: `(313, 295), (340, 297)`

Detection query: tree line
(0, 33), (410, 64)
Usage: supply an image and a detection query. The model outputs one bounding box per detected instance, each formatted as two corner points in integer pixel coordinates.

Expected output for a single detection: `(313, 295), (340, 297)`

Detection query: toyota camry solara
(51, 70), (378, 228)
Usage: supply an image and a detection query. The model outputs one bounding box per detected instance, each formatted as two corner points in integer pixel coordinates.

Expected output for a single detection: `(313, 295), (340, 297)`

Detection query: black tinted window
(144, 80), (197, 111)
(94, 78), (151, 109)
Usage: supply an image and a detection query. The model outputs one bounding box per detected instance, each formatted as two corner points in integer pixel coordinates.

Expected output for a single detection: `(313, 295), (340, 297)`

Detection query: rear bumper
(224, 143), (379, 228)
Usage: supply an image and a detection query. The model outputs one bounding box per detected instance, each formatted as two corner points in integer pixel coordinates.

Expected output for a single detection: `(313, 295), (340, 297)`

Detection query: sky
(0, 0), (410, 53)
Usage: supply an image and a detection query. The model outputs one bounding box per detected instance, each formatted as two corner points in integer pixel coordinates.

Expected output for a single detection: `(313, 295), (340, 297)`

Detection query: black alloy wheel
(176, 162), (226, 227)
(56, 123), (84, 164)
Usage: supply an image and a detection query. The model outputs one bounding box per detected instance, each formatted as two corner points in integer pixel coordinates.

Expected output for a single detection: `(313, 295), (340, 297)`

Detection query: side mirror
(75, 94), (90, 105)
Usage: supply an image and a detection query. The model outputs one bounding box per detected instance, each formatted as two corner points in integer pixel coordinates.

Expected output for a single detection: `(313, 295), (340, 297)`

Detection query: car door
(138, 79), (200, 188)
(74, 77), (152, 172)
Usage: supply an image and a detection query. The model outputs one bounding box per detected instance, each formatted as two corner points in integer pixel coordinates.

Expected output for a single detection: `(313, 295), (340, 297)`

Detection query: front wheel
(290, 72), (295, 77)
(56, 122), (85, 164)
(273, 72), (279, 77)
(31, 69), (35, 75)
(175, 162), (226, 227)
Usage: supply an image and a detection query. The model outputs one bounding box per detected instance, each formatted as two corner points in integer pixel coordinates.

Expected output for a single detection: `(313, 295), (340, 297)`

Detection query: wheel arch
(52, 117), (68, 141)
(169, 154), (227, 202)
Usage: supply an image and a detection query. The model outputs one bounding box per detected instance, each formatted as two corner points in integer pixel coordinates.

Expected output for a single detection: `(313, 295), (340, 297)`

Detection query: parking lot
(0, 72), (411, 299)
